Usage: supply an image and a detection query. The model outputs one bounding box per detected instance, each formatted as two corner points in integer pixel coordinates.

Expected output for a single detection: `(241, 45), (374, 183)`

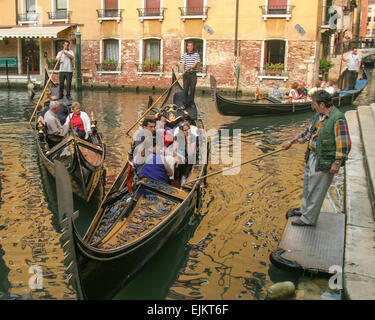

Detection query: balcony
(47, 11), (71, 24)
(259, 5), (294, 21)
(136, 63), (164, 76)
(178, 7), (209, 21)
(96, 9), (124, 23)
(96, 62), (122, 75)
(17, 12), (39, 25)
(137, 8), (166, 22)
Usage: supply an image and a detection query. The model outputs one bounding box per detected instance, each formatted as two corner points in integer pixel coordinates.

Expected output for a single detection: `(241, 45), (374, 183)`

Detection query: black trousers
(183, 72), (197, 107)
(347, 70), (358, 90)
(59, 71), (73, 98)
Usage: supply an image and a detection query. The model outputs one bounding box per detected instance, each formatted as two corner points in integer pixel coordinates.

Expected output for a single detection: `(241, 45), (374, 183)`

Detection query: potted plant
(142, 58), (160, 72)
(197, 62), (204, 73)
(102, 59), (118, 71)
(264, 63), (284, 75)
(319, 59), (334, 80)
(46, 58), (58, 69)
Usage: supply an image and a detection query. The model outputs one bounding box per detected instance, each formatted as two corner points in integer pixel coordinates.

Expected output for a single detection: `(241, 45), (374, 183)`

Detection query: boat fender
(266, 281), (295, 299)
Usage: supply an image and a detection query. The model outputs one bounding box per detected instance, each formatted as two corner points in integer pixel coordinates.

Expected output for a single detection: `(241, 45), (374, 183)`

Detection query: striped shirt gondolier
(180, 51), (201, 72)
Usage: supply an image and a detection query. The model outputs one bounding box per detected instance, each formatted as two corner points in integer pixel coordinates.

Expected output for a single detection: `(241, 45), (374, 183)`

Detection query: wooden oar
(125, 74), (183, 135)
(185, 148), (285, 185)
(28, 58), (60, 125)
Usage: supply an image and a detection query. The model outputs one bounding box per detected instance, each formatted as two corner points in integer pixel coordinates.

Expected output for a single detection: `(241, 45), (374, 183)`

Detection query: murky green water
(0, 72), (373, 300)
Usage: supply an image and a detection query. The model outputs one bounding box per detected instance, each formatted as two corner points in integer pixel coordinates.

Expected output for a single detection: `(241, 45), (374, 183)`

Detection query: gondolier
(282, 90), (351, 227)
(56, 40), (75, 101)
(180, 41), (201, 107)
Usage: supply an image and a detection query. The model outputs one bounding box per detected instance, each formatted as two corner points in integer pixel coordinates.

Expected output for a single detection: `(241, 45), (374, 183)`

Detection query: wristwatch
(334, 160), (341, 166)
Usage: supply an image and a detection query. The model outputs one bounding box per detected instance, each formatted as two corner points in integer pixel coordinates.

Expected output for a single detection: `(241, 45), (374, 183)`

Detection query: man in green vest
(282, 90), (351, 226)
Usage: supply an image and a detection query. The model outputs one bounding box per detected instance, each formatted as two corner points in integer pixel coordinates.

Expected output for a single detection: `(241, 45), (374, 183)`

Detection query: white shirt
(346, 53), (361, 71)
(64, 111), (92, 140)
(56, 49), (75, 72)
(325, 86), (336, 95)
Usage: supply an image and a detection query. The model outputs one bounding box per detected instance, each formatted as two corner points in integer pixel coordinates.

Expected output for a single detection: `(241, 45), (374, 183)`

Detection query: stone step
(357, 105), (375, 212)
(344, 109), (375, 300)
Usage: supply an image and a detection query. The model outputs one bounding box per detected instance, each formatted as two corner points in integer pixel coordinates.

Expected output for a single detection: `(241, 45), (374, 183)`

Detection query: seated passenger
(297, 82), (308, 97)
(324, 80), (337, 95)
(156, 114), (174, 148)
(173, 114), (198, 137)
(287, 82), (305, 103)
(135, 136), (173, 184)
(173, 122), (197, 186)
(268, 84), (285, 103)
(44, 100), (69, 147)
(64, 102), (92, 140)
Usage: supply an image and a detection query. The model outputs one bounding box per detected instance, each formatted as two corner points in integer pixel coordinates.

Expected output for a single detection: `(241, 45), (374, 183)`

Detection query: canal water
(0, 72), (373, 300)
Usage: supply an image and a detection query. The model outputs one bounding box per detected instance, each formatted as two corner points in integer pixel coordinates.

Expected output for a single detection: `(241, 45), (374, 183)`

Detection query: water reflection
(0, 73), (374, 299)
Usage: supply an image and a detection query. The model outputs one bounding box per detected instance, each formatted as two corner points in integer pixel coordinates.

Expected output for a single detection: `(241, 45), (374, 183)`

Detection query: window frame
(97, 38), (122, 75)
(138, 37), (163, 76)
(258, 38), (289, 81)
(49, 0), (70, 23)
(180, 0), (208, 21)
(261, 0), (292, 21)
(138, 0), (164, 22)
(19, 0), (38, 24)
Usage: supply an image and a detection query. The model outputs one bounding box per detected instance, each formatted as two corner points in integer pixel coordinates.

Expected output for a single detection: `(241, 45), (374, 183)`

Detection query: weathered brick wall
(77, 38), (317, 92)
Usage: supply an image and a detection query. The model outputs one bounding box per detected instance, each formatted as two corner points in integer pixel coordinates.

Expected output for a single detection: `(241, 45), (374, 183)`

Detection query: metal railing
(136, 7), (165, 18)
(18, 12), (38, 22)
(96, 9), (124, 19)
(136, 64), (163, 73)
(47, 11), (71, 20)
(178, 7), (209, 16)
(96, 63), (122, 72)
(259, 5), (294, 15)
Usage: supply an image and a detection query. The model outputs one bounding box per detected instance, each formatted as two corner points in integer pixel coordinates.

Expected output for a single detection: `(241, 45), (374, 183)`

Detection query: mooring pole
(75, 26), (82, 91)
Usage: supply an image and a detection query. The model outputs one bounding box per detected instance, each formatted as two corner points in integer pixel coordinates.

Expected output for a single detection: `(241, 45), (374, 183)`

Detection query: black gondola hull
(72, 188), (197, 299)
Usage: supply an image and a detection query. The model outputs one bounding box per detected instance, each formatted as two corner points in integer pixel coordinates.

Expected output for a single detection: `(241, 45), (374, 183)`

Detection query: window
(56, 0), (67, 11)
(97, 39), (121, 73)
(367, 29), (371, 35)
(187, 0), (204, 14)
(97, 0), (122, 22)
(265, 40), (285, 65)
(49, 0), (69, 20)
(261, 0), (293, 21)
(259, 39), (287, 80)
(104, 0), (118, 16)
(25, 0), (36, 13)
(145, 0), (160, 15)
(268, 0), (287, 14)
(179, 0), (209, 21)
(368, 7), (372, 13)
(139, 39), (162, 73)
(103, 39), (119, 62)
(21, 0), (37, 22)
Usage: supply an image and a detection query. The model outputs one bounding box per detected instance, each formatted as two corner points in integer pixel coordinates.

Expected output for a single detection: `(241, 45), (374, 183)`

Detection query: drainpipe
(234, 0), (239, 57)
(75, 26), (82, 91)
(15, 0), (18, 25)
(234, 0), (240, 98)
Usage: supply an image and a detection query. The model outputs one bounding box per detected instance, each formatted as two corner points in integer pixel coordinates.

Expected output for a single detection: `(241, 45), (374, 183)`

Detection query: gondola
(58, 70), (209, 299)
(210, 74), (368, 117)
(34, 70), (106, 203)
